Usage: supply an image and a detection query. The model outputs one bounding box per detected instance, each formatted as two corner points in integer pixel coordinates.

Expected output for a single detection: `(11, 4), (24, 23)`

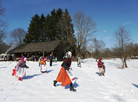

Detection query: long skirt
(56, 67), (76, 86)
(16, 67), (26, 78)
(41, 64), (47, 73)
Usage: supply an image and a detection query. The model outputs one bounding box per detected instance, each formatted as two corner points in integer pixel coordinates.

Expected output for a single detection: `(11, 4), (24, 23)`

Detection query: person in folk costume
(40, 58), (47, 73)
(38, 57), (42, 66)
(97, 58), (104, 76)
(12, 58), (20, 76)
(53, 51), (76, 92)
(15, 57), (29, 81)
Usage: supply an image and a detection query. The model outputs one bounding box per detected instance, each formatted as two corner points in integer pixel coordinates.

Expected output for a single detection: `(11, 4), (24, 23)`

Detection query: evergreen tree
(57, 9), (76, 54)
(39, 14), (46, 42)
(24, 14), (41, 43)
(44, 8), (63, 41)
(23, 8), (76, 56)
(44, 14), (51, 41)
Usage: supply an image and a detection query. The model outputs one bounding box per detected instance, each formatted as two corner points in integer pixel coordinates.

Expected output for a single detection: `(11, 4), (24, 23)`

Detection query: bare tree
(102, 48), (112, 58)
(92, 38), (105, 61)
(0, 0), (4, 15)
(10, 28), (26, 45)
(114, 26), (131, 68)
(0, 0), (6, 44)
(127, 43), (138, 58)
(87, 43), (93, 57)
(73, 11), (97, 58)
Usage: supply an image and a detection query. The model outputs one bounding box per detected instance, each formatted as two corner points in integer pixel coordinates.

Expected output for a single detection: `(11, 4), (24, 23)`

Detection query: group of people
(12, 51), (77, 92)
(12, 51), (106, 92)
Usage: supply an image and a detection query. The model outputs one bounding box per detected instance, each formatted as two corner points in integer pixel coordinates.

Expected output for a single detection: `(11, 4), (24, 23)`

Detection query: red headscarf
(20, 57), (26, 63)
(99, 58), (102, 61)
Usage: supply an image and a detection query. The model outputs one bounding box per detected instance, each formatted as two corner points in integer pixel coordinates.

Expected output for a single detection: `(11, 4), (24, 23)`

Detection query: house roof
(10, 40), (61, 53)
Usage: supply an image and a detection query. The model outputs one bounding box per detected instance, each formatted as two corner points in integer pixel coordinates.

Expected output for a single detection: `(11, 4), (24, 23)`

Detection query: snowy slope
(0, 59), (138, 102)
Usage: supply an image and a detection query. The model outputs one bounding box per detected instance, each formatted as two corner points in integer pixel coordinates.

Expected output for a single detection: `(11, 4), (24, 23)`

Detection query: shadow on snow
(23, 74), (41, 80)
(96, 72), (99, 75)
(65, 82), (79, 89)
(132, 83), (138, 88)
(47, 70), (53, 73)
(55, 77), (79, 89)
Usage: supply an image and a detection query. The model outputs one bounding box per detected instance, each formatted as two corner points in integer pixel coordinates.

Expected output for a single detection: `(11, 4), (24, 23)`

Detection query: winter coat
(17, 60), (28, 68)
(49, 56), (53, 60)
(98, 58), (103, 68)
(55, 58), (57, 62)
(61, 58), (71, 70)
(77, 57), (81, 65)
(15, 58), (28, 78)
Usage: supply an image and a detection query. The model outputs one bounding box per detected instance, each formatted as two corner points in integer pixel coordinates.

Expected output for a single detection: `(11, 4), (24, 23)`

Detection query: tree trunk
(75, 48), (81, 59)
(122, 62), (124, 69)
(122, 59), (128, 68)
(124, 59), (128, 68)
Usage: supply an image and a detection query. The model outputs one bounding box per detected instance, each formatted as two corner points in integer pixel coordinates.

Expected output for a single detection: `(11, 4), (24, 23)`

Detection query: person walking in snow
(38, 57), (42, 66)
(77, 57), (81, 67)
(15, 57), (29, 81)
(53, 51), (76, 92)
(97, 58), (104, 76)
(49, 54), (53, 66)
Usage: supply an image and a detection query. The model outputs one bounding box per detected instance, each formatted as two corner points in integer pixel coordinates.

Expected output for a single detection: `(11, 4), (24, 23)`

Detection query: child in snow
(55, 57), (57, 62)
(102, 62), (106, 76)
(12, 59), (20, 76)
(97, 58), (104, 76)
(15, 57), (29, 81)
(53, 51), (76, 92)
(77, 57), (81, 67)
(40, 58), (47, 73)
(38, 57), (42, 66)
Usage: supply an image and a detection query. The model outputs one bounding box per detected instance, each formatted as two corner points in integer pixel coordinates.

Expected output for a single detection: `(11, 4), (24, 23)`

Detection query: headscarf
(63, 51), (72, 58)
(20, 57), (26, 63)
(99, 58), (102, 61)
(41, 58), (46, 66)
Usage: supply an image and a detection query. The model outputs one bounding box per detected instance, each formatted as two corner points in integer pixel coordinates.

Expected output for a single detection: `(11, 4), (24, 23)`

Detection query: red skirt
(56, 67), (72, 86)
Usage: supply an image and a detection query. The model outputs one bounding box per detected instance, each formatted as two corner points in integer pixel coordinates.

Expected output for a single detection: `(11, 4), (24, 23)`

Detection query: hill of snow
(0, 58), (138, 102)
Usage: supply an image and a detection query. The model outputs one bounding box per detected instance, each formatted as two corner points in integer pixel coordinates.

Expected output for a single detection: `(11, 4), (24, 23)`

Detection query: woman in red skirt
(53, 51), (76, 92)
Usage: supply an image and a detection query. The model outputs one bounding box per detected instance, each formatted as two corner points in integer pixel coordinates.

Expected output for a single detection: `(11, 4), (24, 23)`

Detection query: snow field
(0, 59), (138, 102)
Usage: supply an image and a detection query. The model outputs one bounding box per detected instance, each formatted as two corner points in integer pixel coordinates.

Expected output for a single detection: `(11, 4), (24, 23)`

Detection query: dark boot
(70, 83), (76, 92)
(99, 73), (102, 76)
(53, 80), (57, 87)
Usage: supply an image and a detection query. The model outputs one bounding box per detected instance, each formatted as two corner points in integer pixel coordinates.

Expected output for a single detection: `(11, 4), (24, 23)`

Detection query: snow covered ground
(0, 58), (138, 102)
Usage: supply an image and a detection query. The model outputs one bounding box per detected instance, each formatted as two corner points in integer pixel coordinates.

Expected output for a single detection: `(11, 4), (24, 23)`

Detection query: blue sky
(2, 0), (138, 48)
